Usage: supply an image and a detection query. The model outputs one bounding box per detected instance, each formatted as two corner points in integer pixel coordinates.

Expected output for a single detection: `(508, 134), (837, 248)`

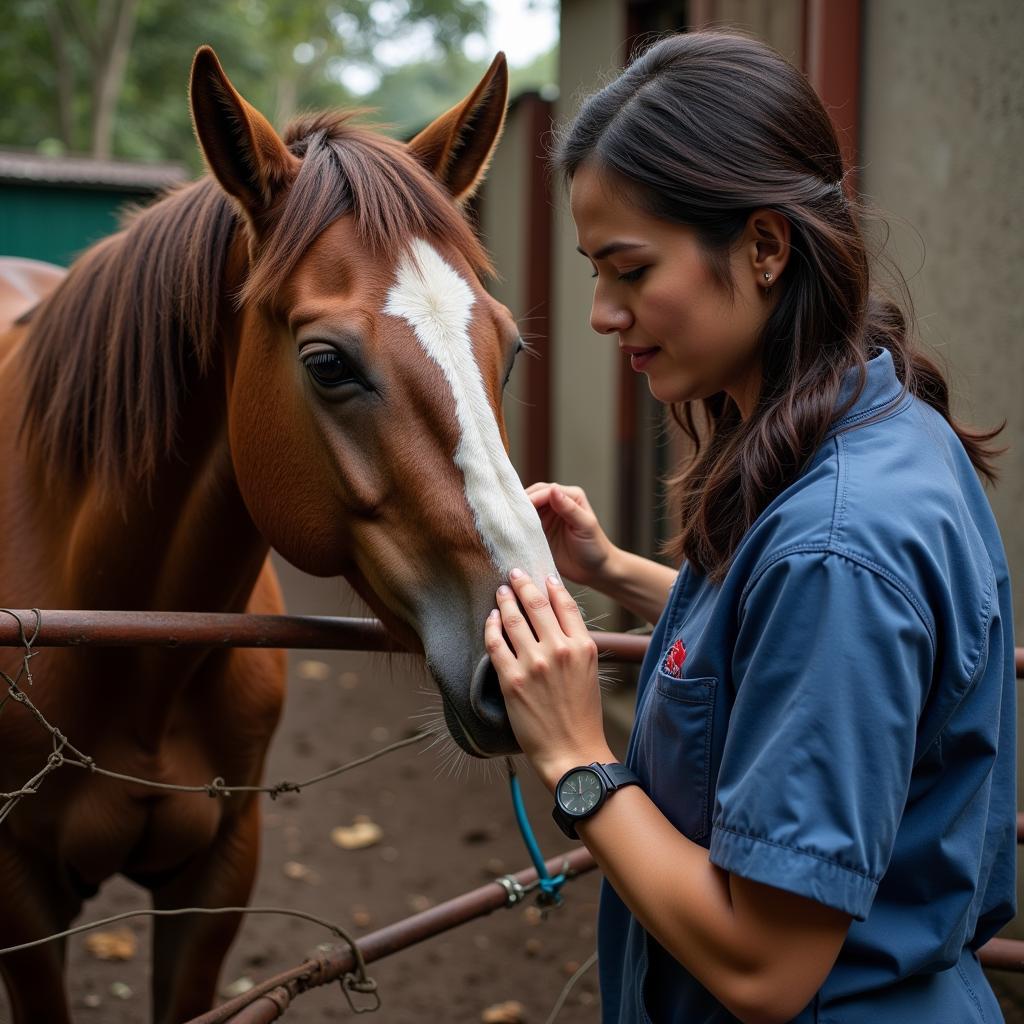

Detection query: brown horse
(0, 47), (554, 1023)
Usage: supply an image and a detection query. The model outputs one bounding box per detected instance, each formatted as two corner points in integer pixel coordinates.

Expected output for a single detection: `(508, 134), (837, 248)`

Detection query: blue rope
(506, 759), (565, 905)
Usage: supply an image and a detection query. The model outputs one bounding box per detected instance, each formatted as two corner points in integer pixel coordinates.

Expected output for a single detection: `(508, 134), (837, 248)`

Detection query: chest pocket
(636, 671), (717, 842)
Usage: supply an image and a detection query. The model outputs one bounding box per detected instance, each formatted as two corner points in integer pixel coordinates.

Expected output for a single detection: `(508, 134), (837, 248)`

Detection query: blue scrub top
(598, 348), (1016, 1023)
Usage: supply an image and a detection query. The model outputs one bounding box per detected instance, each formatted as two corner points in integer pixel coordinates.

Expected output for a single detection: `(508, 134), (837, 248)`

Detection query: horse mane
(20, 112), (492, 491)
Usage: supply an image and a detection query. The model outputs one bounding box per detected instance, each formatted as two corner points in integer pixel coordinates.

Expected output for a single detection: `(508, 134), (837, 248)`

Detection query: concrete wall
(694, 0), (803, 62)
(860, 0), (1024, 981)
(550, 0), (628, 619)
(860, 0), (1024, 635)
(479, 99), (531, 470)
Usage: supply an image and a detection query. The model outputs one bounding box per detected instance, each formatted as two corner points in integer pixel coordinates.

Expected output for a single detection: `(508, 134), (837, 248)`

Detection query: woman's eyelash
(589, 267), (649, 282)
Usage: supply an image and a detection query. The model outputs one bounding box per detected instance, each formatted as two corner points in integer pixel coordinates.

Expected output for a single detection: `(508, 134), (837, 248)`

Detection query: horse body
(0, 48), (546, 1022)
(0, 246), (286, 1022)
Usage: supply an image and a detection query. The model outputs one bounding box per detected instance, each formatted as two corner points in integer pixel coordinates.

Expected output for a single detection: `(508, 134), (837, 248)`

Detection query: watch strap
(551, 762), (641, 841)
(594, 761), (641, 792)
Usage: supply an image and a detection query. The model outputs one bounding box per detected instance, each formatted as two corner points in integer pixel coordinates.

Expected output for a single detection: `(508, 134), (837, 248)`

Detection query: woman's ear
(189, 46), (299, 227)
(747, 209), (791, 290)
(407, 52), (509, 204)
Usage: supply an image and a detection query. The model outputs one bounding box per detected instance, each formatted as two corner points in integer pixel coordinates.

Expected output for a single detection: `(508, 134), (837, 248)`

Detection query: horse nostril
(470, 653), (509, 730)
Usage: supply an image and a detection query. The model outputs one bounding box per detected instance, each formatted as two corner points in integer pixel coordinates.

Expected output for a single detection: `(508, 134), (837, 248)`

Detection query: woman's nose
(590, 294), (633, 335)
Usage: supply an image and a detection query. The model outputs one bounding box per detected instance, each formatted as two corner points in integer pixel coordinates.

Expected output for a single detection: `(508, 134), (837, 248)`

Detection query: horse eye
(503, 337), (525, 388)
(303, 350), (358, 388)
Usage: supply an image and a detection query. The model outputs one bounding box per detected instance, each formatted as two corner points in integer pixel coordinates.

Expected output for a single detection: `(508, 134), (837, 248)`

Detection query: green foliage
(0, 0), (502, 172)
(366, 44), (557, 138)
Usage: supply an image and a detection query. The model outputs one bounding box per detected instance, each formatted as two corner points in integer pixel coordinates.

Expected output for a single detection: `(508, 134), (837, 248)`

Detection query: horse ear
(189, 46), (298, 221)
(407, 52), (509, 204)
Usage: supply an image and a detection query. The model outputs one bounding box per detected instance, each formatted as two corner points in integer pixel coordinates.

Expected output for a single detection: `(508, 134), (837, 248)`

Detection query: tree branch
(44, 2), (77, 149)
(89, 0), (139, 158)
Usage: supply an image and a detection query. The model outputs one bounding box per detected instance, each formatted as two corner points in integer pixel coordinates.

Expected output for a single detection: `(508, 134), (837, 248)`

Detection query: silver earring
(763, 272), (773, 282)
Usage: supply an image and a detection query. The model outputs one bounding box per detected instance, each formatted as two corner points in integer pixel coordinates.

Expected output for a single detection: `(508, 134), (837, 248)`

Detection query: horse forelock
(18, 112), (493, 494)
(242, 117), (493, 308)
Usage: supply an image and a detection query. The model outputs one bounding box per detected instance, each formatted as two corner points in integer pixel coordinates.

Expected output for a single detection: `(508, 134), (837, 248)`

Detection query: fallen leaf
(338, 671), (360, 690)
(484, 857), (507, 877)
(407, 894), (433, 913)
(524, 937), (542, 958)
(84, 929), (136, 961)
(482, 1000), (525, 1023)
(331, 815), (383, 850)
(221, 976), (255, 998)
(82, 993), (102, 1009)
(297, 659), (330, 680)
(282, 860), (319, 884)
(109, 982), (133, 1000)
(351, 906), (372, 928)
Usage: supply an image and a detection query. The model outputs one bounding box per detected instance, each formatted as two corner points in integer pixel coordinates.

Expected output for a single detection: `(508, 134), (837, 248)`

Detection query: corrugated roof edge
(0, 149), (190, 192)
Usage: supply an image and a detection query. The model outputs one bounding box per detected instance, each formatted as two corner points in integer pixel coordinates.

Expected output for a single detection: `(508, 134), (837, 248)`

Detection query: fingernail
(509, 567), (524, 580)
(488, 608), (499, 619)
(497, 585), (512, 596)
(547, 574), (561, 587)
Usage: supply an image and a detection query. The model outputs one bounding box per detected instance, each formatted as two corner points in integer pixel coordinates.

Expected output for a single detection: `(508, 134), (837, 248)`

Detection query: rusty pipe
(186, 846), (598, 1024)
(0, 609), (651, 663)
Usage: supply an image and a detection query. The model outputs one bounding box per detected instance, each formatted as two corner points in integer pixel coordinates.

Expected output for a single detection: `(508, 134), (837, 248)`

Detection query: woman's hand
(484, 568), (614, 791)
(525, 482), (618, 588)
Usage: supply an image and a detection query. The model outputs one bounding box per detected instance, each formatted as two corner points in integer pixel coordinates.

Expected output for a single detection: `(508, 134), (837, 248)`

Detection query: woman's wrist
(537, 745), (617, 794)
(585, 547), (676, 625)
(582, 543), (627, 593)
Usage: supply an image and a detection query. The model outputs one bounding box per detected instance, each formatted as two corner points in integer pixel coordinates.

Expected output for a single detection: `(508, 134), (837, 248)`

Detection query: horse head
(189, 48), (554, 757)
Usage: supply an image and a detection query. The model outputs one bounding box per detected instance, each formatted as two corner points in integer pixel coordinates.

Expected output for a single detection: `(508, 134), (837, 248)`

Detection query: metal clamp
(495, 874), (528, 907)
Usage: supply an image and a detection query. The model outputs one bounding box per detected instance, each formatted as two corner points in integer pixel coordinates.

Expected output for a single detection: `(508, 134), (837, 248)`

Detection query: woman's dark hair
(554, 30), (1002, 580)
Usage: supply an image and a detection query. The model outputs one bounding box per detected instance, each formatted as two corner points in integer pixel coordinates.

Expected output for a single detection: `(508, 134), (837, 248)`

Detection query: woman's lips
(622, 346), (660, 371)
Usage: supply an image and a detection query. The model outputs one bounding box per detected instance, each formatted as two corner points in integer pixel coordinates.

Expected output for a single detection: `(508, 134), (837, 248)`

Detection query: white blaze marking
(384, 239), (556, 581)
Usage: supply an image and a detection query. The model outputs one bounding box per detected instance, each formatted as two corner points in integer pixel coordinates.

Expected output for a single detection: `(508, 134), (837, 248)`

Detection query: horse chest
(61, 775), (226, 884)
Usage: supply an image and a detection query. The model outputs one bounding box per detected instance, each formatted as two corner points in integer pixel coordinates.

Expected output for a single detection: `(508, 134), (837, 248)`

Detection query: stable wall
(859, 0), (1023, 634)
(551, 0), (628, 622)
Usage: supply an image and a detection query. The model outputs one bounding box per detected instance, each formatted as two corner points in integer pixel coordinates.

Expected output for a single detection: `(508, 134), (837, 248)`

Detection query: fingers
(499, 570), (562, 652)
(548, 484), (595, 531)
(526, 481), (588, 509)
(545, 574), (593, 642)
(483, 608), (516, 672)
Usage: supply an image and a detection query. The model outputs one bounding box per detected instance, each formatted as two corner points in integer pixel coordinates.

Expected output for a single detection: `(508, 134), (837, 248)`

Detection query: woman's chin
(646, 375), (700, 406)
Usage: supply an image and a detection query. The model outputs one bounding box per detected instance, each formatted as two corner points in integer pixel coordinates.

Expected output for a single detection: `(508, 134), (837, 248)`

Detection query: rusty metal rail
(2, 609), (1022, 1000)
(188, 847), (598, 1024)
(0, 609), (651, 662)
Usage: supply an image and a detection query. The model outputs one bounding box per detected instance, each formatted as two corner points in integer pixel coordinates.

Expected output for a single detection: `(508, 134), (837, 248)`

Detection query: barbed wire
(0, 608), (430, 822)
(0, 607), (435, 1006)
(0, 608), (593, 1021)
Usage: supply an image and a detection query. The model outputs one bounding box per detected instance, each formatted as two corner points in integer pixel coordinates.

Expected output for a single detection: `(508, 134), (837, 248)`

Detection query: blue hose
(506, 759), (565, 905)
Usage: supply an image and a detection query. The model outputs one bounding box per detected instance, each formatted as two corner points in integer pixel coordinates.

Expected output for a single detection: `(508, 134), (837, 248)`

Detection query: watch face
(559, 769), (603, 815)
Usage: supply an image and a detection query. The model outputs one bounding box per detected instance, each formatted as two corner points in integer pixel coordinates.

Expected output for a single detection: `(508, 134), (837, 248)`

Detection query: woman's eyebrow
(575, 241), (647, 260)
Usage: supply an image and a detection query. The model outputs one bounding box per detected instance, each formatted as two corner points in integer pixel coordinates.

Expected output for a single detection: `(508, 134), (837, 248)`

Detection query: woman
(483, 30), (1015, 1024)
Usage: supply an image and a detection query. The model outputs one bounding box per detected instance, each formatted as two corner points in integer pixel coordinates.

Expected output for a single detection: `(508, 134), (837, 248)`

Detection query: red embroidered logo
(663, 638), (686, 677)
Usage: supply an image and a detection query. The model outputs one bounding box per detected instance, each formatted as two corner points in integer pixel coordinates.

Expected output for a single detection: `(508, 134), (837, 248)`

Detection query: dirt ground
(2, 556), (1023, 1023)
(2, 558), (623, 1024)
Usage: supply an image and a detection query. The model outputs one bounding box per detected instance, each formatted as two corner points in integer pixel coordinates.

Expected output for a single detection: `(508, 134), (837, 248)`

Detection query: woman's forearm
(591, 547), (678, 625)
(572, 787), (847, 1024)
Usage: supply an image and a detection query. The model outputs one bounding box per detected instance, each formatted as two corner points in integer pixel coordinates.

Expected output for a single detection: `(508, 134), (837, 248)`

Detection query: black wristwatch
(552, 762), (641, 840)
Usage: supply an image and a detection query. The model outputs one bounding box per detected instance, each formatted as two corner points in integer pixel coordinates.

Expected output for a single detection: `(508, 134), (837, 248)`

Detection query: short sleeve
(709, 550), (934, 920)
